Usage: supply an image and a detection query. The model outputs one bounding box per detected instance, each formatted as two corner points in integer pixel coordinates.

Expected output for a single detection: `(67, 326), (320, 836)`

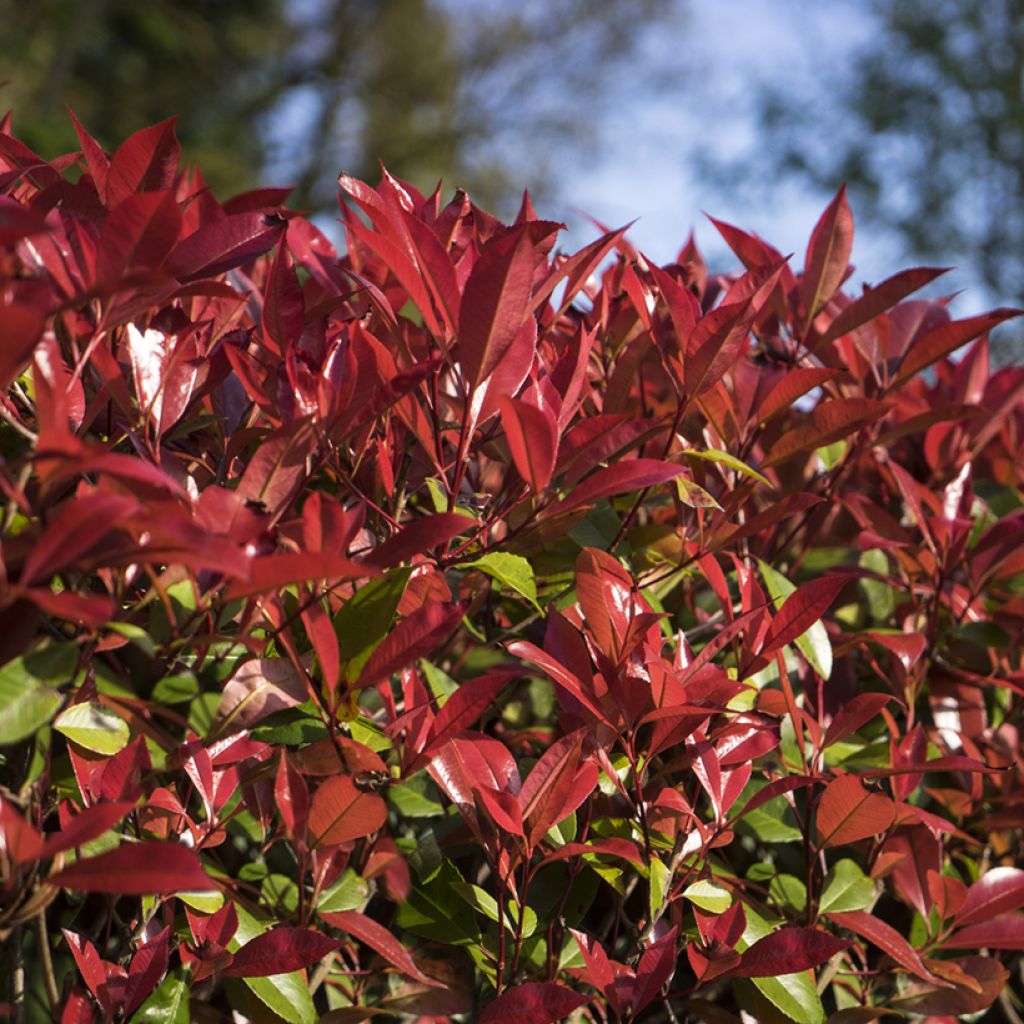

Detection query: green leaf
(819, 858), (876, 915)
(152, 671), (199, 704)
(53, 702), (130, 755)
(461, 551), (542, 613)
(230, 904), (317, 1024)
(770, 873), (808, 915)
(683, 448), (772, 487)
(177, 890), (225, 913)
(333, 568), (412, 680)
(318, 868), (371, 913)
(105, 621), (156, 657)
(816, 439), (846, 471)
(0, 643), (77, 745)
(683, 878), (732, 913)
(388, 776), (445, 817)
(451, 880), (537, 937)
(396, 859), (480, 946)
(649, 855), (672, 920)
(128, 972), (189, 1024)
(759, 560), (833, 679)
(675, 476), (723, 510)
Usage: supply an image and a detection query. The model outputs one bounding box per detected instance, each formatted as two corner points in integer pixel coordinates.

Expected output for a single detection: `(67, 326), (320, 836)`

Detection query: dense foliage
(1, 114), (1023, 1023)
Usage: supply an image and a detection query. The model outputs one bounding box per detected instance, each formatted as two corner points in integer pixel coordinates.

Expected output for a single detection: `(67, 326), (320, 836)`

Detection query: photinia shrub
(1, 112), (1023, 1024)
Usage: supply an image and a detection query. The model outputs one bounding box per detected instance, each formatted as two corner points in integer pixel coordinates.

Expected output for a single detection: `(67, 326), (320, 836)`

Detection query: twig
(36, 911), (59, 1014)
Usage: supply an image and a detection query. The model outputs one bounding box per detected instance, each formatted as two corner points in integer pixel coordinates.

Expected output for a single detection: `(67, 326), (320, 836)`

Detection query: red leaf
(0, 796), (43, 863)
(551, 459), (685, 517)
(519, 731), (596, 847)
(568, 929), (615, 993)
(956, 868), (1024, 926)
(50, 842), (214, 894)
(320, 910), (442, 986)
(575, 548), (636, 662)
(459, 224), (539, 391)
(428, 734), (520, 835)
(235, 421), (315, 517)
(944, 913), (1024, 950)
(224, 927), (340, 977)
(275, 753), (309, 842)
(760, 575), (853, 657)
(366, 513), (478, 568)
(0, 194), (49, 246)
(763, 399), (890, 467)
(262, 243), (305, 352)
(476, 786), (525, 836)
(168, 212), (285, 282)
(827, 910), (945, 984)
(632, 927), (679, 1014)
(501, 396), (558, 492)
(0, 302), (46, 391)
(106, 117), (180, 204)
(477, 982), (589, 1024)
(41, 802), (134, 858)
(224, 552), (372, 601)
(124, 927), (170, 1014)
(893, 308), (1022, 385)
(819, 266), (949, 345)
(418, 668), (519, 763)
(96, 191), (182, 281)
(357, 600), (465, 688)
(505, 639), (611, 724)
(729, 775), (817, 824)
(732, 927), (848, 977)
(817, 775), (895, 848)
(823, 694), (894, 748)
(68, 109), (109, 195)
(802, 184), (854, 321)
(756, 368), (843, 423)
(308, 775), (387, 847)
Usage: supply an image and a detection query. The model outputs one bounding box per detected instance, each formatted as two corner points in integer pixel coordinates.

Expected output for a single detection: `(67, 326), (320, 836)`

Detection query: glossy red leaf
(944, 913), (1024, 950)
(97, 191), (181, 281)
(763, 398), (890, 467)
(575, 548), (636, 662)
(428, 734), (520, 834)
(827, 910), (945, 984)
(50, 842), (214, 894)
(224, 552), (372, 601)
(0, 796), (43, 863)
(124, 926), (170, 1014)
(501, 395), (558, 492)
(357, 600), (464, 688)
(106, 117), (180, 204)
(0, 194), (49, 246)
(366, 513), (478, 568)
(418, 668), (520, 763)
(732, 926), (848, 977)
(505, 639), (611, 724)
(632, 926), (679, 1014)
(320, 910), (442, 987)
(476, 786), (525, 836)
(168, 211), (285, 282)
(262, 242), (305, 352)
(819, 266), (948, 345)
(0, 302), (46, 391)
(308, 775), (387, 847)
(477, 982), (589, 1024)
(893, 308), (1022, 385)
(956, 867), (1024, 926)
(756, 367), (843, 423)
(817, 775), (895, 848)
(551, 459), (686, 517)
(275, 753), (309, 842)
(519, 731), (596, 847)
(224, 927), (340, 976)
(802, 184), (853, 321)
(759, 574), (853, 657)
(459, 224), (539, 391)
(41, 802), (134, 858)
(823, 694), (894, 748)
(569, 929), (616, 993)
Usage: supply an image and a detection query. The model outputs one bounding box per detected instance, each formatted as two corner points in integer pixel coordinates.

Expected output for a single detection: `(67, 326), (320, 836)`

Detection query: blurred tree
(2, 0), (681, 212)
(1, 0), (284, 197)
(739, 0), (1024, 314)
